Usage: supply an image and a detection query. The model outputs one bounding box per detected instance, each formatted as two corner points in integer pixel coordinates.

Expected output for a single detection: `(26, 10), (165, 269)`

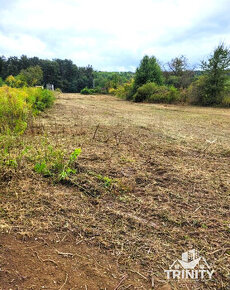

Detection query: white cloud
(0, 32), (53, 58)
(0, 0), (229, 70)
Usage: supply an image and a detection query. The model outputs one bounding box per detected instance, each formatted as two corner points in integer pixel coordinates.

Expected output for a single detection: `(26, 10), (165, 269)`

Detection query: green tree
(41, 60), (60, 87)
(201, 43), (230, 105)
(19, 65), (43, 86)
(0, 56), (6, 78)
(134, 55), (163, 91)
(5, 56), (20, 77)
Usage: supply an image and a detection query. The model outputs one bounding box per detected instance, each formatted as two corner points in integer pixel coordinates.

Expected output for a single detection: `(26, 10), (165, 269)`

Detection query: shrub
(108, 88), (117, 95)
(0, 77), (4, 87)
(5, 75), (17, 88)
(0, 86), (30, 134)
(222, 95), (230, 107)
(178, 88), (188, 103)
(168, 86), (181, 103)
(147, 85), (170, 103)
(188, 75), (230, 107)
(187, 75), (208, 105)
(133, 83), (181, 104)
(80, 87), (90, 94)
(134, 82), (157, 102)
(80, 87), (96, 95)
(0, 86), (55, 134)
(5, 75), (27, 88)
(116, 79), (134, 100)
(34, 89), (55, 111)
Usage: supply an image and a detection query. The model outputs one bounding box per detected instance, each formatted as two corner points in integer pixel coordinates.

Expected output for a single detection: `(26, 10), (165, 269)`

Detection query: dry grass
(0, 93), (229, 289)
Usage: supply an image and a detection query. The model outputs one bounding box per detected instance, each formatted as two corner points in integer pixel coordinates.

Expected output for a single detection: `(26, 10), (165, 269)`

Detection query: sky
(0, 0), (229, 71)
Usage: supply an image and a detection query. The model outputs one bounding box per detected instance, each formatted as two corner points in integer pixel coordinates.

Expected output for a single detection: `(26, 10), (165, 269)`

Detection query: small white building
(46, 84), (54, 90)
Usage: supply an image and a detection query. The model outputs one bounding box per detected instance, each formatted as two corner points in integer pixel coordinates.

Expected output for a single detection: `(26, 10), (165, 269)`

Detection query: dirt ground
(0, 94), (229, 289)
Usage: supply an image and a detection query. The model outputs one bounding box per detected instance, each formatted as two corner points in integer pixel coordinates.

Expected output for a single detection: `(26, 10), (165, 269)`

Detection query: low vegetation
(0, 84), (84, 201)
(80, 87), (98, 95)
(34, 146), (82, 181)
(0, 86), (54, 134)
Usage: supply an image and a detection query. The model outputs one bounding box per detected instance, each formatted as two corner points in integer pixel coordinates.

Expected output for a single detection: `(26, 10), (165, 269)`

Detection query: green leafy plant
(68, 148), (82, 165)
(58, 148), (82, 180)
(96, 174), (113, 188)
(34, 161), (51, 176)
(33, 146), (82, 181)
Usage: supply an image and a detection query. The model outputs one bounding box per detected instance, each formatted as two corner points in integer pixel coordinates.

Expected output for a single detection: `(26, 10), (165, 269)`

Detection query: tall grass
(0, 86), (54, 134)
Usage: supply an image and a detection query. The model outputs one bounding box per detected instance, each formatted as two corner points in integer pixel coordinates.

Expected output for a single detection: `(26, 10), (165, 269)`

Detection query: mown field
(0, 93), (229, 289)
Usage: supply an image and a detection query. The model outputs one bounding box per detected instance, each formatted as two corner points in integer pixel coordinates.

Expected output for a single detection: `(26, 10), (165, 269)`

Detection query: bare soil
(0, 94), (229, 289)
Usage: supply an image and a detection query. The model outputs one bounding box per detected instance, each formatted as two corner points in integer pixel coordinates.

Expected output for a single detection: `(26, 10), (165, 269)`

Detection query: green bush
(5, 75), (27, 88)
(187, 75), (208, 105)
(133, 82), (181, 103)
(134, 82), (157, 102)
(187, 44), (230, 107)
(147, 85), (169, 103)
(0, 86), (55, 134)
(187, 75), (230, 107)
(222, 95), (230, 107)
(80, 87), (96, 95)
(116, 80), (134, 100)
(168, 86), (181, 103)
(36, 89), (55, 111)
(0, 86), (30, 134)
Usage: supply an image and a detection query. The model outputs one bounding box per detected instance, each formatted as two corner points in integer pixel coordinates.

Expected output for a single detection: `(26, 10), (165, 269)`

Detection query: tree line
(0, 55), (93, 92)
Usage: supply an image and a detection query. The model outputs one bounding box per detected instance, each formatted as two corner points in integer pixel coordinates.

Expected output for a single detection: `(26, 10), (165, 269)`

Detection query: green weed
(97, 174), (113, 188)
(33, 146), (82, 181)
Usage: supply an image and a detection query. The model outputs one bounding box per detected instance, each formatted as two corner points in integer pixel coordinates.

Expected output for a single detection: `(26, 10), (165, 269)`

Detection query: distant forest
(0, 55), (94, 92)
(0, 55), (134, 93)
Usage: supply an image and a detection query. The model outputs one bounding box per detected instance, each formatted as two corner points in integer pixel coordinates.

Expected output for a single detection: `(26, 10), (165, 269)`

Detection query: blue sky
(0, 0), (229, 71)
